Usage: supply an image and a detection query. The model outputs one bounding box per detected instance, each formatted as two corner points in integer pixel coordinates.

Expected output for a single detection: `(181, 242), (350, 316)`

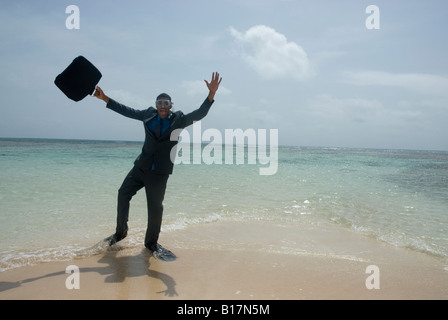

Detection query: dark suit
(106, 97), (214, 249)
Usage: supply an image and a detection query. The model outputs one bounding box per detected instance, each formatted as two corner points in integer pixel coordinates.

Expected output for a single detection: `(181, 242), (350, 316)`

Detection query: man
(94, 72), (222, 261)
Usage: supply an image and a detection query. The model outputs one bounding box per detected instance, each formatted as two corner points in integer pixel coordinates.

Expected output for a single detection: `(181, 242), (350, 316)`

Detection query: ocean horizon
(2, 136), (448, 152)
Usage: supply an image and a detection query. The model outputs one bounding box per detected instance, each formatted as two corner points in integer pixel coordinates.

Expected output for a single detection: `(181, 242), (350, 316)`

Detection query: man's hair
(156, 93), (171, 101)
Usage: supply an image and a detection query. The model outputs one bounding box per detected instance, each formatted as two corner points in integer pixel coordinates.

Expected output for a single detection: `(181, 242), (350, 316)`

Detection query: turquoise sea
(0, 138), (447, 271)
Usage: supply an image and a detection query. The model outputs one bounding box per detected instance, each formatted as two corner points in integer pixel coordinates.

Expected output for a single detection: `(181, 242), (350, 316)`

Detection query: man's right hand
(94, 86), (109, 103)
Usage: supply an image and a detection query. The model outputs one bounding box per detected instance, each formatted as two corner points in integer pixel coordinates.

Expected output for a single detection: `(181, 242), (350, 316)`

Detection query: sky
(0, 0), (447, 150)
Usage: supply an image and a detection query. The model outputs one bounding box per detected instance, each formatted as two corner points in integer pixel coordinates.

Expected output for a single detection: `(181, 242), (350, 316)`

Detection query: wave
(0, 213), (225, 272)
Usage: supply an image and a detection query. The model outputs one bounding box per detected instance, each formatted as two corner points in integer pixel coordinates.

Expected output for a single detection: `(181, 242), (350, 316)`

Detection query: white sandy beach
(0, 219), (447, 300)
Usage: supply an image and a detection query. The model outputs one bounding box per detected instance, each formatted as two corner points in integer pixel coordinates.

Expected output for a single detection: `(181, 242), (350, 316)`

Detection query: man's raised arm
(204, 72), (222, 102)
(93, 86), (147, 121)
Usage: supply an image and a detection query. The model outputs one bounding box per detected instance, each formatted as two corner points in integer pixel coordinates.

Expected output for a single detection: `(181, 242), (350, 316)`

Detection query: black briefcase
(54, 56), (102, 102)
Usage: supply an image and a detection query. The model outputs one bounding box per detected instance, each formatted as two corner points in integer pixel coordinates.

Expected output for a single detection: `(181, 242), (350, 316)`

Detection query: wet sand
(1, 219), (447, 300)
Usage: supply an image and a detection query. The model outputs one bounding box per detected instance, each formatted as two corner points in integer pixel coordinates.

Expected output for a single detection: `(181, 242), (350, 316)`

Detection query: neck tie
(154, 118), (163, 138)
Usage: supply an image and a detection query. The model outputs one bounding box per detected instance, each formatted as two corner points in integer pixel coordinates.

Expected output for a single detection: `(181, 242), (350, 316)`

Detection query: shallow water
(1, 138), (447, 271)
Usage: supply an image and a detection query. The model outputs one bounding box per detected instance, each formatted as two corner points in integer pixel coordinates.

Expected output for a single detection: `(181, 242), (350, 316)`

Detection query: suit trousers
(116, 166), (169, 249)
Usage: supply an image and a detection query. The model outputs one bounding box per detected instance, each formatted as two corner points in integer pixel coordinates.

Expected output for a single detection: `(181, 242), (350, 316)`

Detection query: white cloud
(229, 25), (313, 80)
(342, 71), (448, 97)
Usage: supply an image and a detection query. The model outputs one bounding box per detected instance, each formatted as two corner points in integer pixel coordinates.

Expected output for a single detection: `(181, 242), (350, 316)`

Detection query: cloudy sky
(1, 0), (447, 150)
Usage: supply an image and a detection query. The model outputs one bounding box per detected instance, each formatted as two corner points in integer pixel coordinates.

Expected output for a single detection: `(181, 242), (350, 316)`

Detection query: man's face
(156, 98), (172, 119)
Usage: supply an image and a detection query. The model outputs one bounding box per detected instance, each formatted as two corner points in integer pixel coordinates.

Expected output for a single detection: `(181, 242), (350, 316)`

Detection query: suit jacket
(106, 97), (214, 174)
